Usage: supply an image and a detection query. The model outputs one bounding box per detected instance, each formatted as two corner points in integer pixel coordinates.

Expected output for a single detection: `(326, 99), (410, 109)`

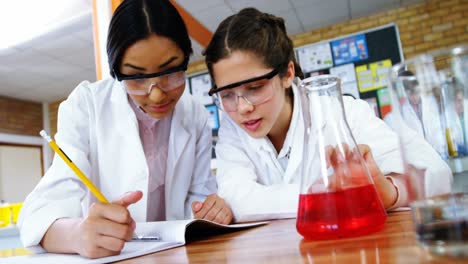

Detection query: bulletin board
(187, 71), (221, 136)
(296, 42), (333, 72)
(189, 72), (213, 105)
(295, 23), (404, 119)
(187, 71), (221, 158)
(205, 104), (220, 134)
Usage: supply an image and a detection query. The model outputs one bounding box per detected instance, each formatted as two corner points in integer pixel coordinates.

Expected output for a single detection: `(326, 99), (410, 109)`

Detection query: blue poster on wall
(331, 34), (369, 65)
(205, 104), (220, 131)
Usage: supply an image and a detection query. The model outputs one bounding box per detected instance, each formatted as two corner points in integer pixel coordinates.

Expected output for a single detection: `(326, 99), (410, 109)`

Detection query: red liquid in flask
(296, 184), (387, 240)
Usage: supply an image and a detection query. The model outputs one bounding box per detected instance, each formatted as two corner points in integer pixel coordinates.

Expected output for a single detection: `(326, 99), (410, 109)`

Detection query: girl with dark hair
(204, 8), (429, 222)
(18, 0), (232, 258)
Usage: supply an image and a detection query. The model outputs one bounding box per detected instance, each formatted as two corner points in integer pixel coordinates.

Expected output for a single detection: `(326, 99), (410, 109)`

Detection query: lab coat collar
(110, 81), (139, 125)
(109, 80), (191, 219)
(282, 82), (305, 182)
(110, 81), (145, 165)
(109, 80), (148, 220)
(266, 80), (328, 182)
(109, 81), (191, 157)
(167, 93), (192, 173)
(246, 81), (314, 150)
(278, 82), (301, 159)
(239, 81), (307, 182)
(164, 93), (191, 213)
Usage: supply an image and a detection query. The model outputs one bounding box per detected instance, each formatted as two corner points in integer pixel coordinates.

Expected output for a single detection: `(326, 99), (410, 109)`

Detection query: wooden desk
(118, 211), (466, 264)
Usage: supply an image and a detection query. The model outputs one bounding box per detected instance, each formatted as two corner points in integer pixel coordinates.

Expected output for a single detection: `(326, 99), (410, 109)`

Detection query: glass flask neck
(297, 74), (371, 192)
(298, 75), (348, 136)
(300, 75), (341, 96)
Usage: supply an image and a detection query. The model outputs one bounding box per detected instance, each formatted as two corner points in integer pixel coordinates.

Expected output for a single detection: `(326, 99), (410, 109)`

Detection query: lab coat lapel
(285, 88), (326, 184)
(110, 81), (149, 220)
(166, 101), (191, 218)
(402, 101), (424, 136)
(283, 83), (304, 183)
(283, 120), (305, 183)
(110, 81), (140, 141)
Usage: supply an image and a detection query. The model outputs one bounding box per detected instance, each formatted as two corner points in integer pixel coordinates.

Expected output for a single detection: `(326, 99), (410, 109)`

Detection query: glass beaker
(388, 46), (468, 162)
(411, 193), (468, 258)
(384, 46), (465, 256)
(384, 46), (466, 201)
(434, 45), (468, 159)
(296, 75), (387, 240)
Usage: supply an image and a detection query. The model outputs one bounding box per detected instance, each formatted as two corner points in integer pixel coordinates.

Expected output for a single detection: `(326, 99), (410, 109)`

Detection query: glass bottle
(385, 46), (467, 202)
(387, 46), (468, 258)
(296, 75), (387, 240)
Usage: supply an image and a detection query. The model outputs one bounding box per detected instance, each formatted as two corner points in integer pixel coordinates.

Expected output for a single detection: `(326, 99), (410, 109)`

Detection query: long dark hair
(204, 8), (303, 83)
(107, 0), (192, 78)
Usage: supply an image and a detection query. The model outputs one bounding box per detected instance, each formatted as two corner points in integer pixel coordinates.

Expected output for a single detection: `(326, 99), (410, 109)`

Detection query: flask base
(296, 184), (387, 240)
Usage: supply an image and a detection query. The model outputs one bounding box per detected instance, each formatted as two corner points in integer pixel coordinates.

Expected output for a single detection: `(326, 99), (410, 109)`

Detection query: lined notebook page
(2, 241), (181, 264)
(3, 219), (267, 263)
(135, 219), (191, 243)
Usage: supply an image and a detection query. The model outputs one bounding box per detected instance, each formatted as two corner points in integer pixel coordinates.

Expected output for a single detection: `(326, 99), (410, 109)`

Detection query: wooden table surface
(117, 210), (466, 264)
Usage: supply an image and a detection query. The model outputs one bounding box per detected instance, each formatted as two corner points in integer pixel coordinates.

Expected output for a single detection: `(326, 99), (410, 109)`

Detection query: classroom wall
(0, 1), (465, 136)
(48, 102), (61, 138)
(0, 145), (42, 203)
(0, 96), (43, 137)
(186, 0), (468, 74)
(292, 0), (467, 60)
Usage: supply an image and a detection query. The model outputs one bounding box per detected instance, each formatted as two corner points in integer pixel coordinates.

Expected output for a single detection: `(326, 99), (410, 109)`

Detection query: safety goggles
(209, 69), (278, 112)
(114, 57), (188, 95)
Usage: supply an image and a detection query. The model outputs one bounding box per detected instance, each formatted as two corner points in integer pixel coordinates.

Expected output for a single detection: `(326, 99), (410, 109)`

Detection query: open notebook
(2, 219), (267, 264)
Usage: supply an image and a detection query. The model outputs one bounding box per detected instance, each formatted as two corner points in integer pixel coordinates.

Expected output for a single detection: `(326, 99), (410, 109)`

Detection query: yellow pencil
(40, 130), (109, 203)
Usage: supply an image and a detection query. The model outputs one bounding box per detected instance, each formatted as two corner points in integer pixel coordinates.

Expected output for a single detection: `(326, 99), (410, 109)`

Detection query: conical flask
(385, 47), (465, 202)
(296, 75), (387, 240)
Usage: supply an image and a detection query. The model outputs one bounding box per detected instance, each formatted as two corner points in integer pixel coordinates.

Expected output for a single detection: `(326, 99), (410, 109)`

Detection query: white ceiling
(0, 0), (422, 103)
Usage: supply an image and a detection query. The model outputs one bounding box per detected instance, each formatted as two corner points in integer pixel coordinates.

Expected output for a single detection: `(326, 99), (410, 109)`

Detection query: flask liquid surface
(296, 184), (387, 240)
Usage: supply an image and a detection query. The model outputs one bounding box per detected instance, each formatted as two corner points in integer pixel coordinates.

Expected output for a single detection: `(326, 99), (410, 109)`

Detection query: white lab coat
(399, 96), (448, 158)
(18, 78), (216, 250)
(384, 107), (453, 198)
(216, 82), (452, 221)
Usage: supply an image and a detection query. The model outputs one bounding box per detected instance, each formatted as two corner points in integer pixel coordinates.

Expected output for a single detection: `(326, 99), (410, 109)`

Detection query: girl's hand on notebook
(192, 194), (233, 225)
(74, 191), (142, 258)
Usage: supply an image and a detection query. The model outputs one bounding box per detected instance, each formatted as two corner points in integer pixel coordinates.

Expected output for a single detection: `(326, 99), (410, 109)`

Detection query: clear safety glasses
(209, 69), (278, 112)
(114, 58), (188, 96)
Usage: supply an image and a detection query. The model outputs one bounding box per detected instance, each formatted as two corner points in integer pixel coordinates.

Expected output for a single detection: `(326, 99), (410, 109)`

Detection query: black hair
(204, 8), (304, 86)
(107, 0), (192, 78)
(342, 93), (356, 99)
(398, 69), (415, 77)
(398, 69), (419, 93)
